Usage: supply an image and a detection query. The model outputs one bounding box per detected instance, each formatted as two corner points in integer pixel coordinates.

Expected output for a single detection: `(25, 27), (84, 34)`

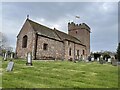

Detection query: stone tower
(68, 22), (91, 57)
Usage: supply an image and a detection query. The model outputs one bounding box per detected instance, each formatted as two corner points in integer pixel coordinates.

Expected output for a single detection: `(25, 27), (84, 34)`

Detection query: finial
(54, 28), (56, 30)
(27, 15), (29, 19)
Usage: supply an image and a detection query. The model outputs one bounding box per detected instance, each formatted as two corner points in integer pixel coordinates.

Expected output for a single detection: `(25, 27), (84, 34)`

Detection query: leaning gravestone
(26, 52), (32, 66)
(6, 61), (14, 72)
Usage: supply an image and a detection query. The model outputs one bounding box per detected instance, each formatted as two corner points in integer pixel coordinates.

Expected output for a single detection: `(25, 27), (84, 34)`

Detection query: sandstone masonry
(16, 18), (91, 60)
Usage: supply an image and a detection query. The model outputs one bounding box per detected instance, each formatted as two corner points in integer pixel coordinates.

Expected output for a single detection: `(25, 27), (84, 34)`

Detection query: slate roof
(28, 19), (60, 41)
(28, 19), (85, 46)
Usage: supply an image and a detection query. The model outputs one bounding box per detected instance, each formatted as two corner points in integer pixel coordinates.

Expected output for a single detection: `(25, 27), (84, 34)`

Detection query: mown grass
(1, 57), (119, 88)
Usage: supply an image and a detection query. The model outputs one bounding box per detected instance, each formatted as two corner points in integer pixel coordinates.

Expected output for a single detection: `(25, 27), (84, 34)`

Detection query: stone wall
(64, 40), (86, 60)
(36, 35), (64, 60)
(74, 43), (87, 60)
(16, 19), (88, 60)
(16, 20), (35, 58)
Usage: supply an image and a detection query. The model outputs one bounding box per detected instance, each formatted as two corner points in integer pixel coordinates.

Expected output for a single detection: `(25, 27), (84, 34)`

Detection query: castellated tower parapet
(68, 22), (90, 32)
(68, 22), (91, 56)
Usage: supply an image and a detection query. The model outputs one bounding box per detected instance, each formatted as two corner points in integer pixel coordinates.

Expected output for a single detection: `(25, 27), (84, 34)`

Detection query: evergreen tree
(117, 43), (120, 61)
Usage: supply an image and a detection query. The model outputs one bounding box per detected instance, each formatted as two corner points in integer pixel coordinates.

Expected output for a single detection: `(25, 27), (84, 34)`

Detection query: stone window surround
(22, 35), (28, 48)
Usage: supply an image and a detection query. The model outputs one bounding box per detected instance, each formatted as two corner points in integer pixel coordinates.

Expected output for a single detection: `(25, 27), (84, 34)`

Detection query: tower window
(22, 35), (28, 48)
(43, 43), (48, 50)
(69, 48), (72, 56)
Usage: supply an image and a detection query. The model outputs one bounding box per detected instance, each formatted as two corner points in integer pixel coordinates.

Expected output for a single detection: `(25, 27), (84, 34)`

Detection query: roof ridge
(27, 19), (82, 44)
(27, 19), (54, 31)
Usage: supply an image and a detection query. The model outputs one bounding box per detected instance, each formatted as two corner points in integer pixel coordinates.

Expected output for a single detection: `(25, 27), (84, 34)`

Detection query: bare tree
(0, 32), (8, 49)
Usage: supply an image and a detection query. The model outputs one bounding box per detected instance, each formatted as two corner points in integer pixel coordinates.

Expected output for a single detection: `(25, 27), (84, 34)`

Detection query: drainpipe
(74, 43), (75, 62)
(34, 33), (38, 60)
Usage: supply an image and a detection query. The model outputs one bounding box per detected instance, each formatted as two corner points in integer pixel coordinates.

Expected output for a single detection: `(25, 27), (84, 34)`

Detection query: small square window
(76, 31), (77, 34)
(43, 43), (48, 50)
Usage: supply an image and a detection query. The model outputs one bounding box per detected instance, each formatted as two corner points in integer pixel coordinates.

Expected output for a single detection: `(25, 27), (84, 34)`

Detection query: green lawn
(1, 57), (119, 88)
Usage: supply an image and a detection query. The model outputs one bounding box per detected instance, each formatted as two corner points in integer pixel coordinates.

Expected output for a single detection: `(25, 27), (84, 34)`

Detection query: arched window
(22, 35), (28, 48)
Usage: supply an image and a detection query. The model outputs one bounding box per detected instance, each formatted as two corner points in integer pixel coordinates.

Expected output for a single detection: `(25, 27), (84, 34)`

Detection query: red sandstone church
(16, 18), (90, 60)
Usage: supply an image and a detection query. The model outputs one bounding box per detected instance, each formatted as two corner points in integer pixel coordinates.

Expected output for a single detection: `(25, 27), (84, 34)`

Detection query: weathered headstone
(111, 56), (117, 66)
(3, 52), (7, 61)
(10, 53), (13, 59)
(97, 57), (99, 61)
(91, 57), (94, 61)
(99, 55), (103, 64)
(86, 60), (89, 62)
(108, 58), (111, 63)
(26, 52), (32, 66)
(6, 61), (14, 72)
(87, 56), (91, 61)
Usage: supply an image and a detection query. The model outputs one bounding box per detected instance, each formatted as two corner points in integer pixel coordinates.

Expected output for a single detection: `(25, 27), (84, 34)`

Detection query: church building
(16, 18), (90, 60)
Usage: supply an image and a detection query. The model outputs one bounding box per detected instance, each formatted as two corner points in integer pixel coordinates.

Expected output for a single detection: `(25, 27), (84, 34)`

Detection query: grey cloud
(2, 2), (118, 52)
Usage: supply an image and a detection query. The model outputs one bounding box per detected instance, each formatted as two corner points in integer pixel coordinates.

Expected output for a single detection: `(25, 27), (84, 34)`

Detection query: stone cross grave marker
(26, 52), (32, 66)
(6, 61), (14, 72)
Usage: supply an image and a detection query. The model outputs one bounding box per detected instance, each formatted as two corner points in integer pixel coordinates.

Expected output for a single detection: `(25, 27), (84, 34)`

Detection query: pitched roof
(27, 19), (85, 46)
(54, 29), (81, 44)
(28, 19), (60, 41)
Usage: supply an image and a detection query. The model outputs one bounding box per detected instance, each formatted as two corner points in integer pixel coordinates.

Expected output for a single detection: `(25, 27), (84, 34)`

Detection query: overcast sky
(1, 2), (118, 52)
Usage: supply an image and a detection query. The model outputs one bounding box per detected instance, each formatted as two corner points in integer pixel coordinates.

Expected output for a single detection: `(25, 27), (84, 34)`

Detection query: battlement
(68, 22), (90, 32)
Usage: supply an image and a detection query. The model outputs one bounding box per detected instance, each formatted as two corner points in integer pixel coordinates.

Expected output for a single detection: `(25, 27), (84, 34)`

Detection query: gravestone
(99, 55), (103, 64)
(6, 61), (14, 72)
(111, 60), (117, 66)
(108, 58), (111, 63)
(26, 52), (32, 66)
(3, 52), (7, 61)
(111, 56), (117, 66)
(91, 57), (94, 62)
(87, 56), (91, 61)
(86, 60), (89, 62)
(10, 53), (13, 59)
(97, 57), (99, 61)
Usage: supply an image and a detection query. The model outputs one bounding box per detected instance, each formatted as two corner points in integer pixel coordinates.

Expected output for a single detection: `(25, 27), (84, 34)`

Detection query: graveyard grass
(1, 57), (119, 88)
